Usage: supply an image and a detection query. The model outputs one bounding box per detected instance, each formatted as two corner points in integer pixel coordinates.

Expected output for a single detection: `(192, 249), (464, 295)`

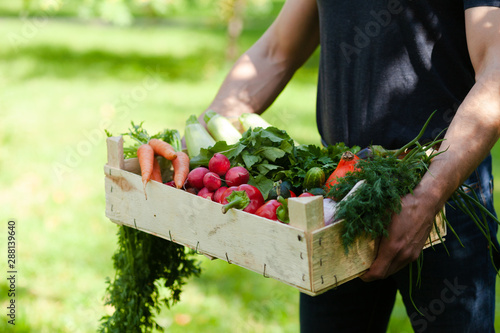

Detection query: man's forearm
(414, 67), (500, 216)
(200, 0), (319, 123)
(361, 71), (500, 282)
(205, 43), (297, 119)
(359, 6), (500, 282)
(413, 6), (500, 215)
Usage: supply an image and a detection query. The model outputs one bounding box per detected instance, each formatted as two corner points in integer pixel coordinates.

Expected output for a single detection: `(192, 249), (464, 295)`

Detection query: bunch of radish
(185, 153), (250, 202)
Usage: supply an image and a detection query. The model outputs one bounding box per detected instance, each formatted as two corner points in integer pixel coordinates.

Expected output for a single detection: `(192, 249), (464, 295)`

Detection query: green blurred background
(1, 1), (499, 332)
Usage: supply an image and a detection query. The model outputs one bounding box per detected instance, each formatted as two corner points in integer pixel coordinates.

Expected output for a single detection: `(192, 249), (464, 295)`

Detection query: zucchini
(204, 110), (242, 144)
(239, 113), (273, 132)
(239, 113), (300, 145)
(184, 115), (216, 158)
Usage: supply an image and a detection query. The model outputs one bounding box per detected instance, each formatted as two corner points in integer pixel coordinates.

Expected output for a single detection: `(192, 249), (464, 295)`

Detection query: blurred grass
(0, 13), (499, 333)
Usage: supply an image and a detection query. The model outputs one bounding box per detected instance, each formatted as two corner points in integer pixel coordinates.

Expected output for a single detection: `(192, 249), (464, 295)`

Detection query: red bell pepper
(221, 184), (265, 214)
(254, 199), (282, 221)
(275, 196), (289, 224)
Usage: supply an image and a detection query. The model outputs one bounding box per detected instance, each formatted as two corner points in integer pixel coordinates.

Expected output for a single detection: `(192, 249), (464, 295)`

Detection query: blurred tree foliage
(18, 0), (279, 60)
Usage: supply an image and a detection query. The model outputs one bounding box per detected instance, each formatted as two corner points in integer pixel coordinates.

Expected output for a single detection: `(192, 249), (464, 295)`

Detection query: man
(202, 1), (500, 331)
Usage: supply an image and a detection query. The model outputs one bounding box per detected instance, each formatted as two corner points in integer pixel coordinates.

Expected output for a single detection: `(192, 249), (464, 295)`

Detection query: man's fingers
(360, 238), (392, 282)
(360, 255), (409, 282)
(360, 237), (415, 282)
(360, 243), (394, 282)
(360, 260), (388, 282)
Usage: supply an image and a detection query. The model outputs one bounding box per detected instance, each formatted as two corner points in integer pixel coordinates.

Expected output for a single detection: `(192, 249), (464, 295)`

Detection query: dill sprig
(328, 111), (445, 252)
(328, 111), (500, 315)
(332, 154), (428, 251)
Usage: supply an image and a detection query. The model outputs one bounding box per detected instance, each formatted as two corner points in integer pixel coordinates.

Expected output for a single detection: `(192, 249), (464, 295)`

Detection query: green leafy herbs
(112, 121), (182, 158)
(190, 126), (357, 199)
(328, 111), (444, 252)
(99, 226), (201, 333)
(330, 154), (429, 251)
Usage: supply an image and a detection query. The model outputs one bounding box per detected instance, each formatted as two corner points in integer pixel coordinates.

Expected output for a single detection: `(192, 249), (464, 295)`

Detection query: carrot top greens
(106, 121), (182, 158)
(99, 227), (201, 333)
(101, 123), (200, 333)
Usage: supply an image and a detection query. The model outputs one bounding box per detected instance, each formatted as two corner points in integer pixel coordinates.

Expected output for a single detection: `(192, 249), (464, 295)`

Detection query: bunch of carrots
(137, 139), (190, 192)
(107, 122), (190, 197)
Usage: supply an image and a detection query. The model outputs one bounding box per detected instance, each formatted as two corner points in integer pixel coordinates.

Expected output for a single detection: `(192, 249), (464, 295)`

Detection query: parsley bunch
(190, 126), (356, 199)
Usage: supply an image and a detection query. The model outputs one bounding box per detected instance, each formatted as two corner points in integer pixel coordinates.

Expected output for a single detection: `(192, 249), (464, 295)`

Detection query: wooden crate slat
(309, 209), (447, 295)
(105, 165), (312, 290)
(310, 222), (377, 294)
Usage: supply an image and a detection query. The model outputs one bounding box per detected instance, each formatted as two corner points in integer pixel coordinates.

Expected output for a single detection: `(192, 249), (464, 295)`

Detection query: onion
(323, 198), (338, 226)
(323, 180), (366, 226)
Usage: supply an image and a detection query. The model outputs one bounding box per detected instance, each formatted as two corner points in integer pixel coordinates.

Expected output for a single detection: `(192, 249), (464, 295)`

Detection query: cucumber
(308, 187), (326, 196)
(268, 180), (294, 199)
(303, 167), (326, 190)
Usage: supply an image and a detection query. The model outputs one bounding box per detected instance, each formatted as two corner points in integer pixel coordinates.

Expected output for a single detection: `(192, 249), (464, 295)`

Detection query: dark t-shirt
(316, 0), (500, 149)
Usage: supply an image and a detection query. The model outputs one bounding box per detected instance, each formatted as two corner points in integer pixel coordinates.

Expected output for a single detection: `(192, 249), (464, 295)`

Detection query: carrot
(172, 151), (190, 189)
(137, 144), (155, 197)
(149, 139), (177, 161)
(151, 157), (163, 183)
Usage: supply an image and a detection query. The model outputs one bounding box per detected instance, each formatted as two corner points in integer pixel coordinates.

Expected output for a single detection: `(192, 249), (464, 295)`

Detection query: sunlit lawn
(0, 16), (499, 332)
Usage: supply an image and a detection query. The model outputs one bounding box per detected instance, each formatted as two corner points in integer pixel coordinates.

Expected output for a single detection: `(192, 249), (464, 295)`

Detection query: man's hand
(360, 190), (435, 282)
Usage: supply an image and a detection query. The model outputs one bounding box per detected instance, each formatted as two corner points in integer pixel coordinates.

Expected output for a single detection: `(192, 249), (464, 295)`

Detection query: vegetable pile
(102, 111), (500, 331)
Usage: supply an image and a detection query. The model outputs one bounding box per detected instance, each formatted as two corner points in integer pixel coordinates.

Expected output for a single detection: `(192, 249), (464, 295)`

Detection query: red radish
(213, 186), (228, 203)
(185, 187), (197, 195)
(187, 167), (209, 190)
(203, 172), (221, 192)
(225, 166), (250, 187)
(197, 187), (213, 200)
(164, 180), (176, 187)
(209, 153), (231, 176)
(298, 192), (314, 197)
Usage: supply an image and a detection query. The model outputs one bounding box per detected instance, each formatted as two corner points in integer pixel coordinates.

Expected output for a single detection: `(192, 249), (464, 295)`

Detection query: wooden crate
(104, 136), (446, 296)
